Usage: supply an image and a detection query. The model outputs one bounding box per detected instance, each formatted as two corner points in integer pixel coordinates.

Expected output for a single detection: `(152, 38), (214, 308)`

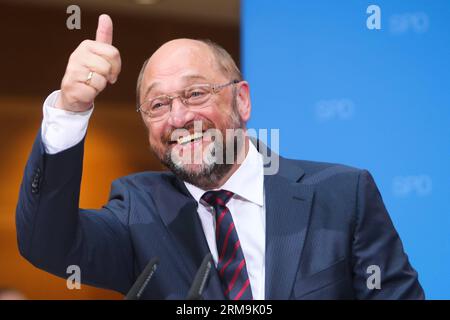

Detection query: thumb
(95, 14), (113, 44)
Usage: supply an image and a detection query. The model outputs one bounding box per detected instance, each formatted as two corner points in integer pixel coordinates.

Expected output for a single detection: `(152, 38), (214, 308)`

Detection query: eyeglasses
(137, 79), (239, 120)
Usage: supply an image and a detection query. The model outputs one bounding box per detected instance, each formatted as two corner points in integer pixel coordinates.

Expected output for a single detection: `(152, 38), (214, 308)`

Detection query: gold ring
(85, 71), (94, 85)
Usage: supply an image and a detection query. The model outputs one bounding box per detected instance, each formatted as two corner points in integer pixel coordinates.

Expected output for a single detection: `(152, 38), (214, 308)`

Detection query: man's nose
(167, 97), (195, 128)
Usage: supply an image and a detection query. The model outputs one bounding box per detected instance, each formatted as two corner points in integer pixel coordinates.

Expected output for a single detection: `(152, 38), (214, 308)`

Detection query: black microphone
(186, 253), (213, 300)
(124, 257), (159, 300)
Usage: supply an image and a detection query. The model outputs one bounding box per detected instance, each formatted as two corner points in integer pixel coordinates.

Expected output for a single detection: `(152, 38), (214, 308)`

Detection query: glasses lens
(185, 85), (211, 106)
(142, 96), (170, 117)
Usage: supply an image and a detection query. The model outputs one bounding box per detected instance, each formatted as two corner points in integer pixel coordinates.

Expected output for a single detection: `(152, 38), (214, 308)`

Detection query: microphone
(124, 257), (159, 300)
(186, 253), (213, 300)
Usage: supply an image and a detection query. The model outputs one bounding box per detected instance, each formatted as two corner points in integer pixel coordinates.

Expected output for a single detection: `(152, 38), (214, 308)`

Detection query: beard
(150, 94), (245, 190)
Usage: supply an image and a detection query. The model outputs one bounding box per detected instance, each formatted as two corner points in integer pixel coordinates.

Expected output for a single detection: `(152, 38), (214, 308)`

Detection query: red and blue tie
(201, 190), (253, 300)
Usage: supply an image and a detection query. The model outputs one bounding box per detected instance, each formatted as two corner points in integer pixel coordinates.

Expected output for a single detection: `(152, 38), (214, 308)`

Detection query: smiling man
(138, 38), (248, 190)
(16, 15), (424, 300)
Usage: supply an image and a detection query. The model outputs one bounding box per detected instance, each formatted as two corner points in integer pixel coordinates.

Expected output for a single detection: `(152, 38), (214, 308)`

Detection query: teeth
(177, 132), (203, 145)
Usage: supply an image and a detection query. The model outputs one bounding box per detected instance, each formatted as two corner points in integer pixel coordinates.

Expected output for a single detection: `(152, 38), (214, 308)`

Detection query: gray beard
(161, 135), (242, 190)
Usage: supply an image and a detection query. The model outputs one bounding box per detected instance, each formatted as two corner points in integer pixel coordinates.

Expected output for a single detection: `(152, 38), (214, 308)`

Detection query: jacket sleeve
(16, 131), (135, 294)
(351, 170), (425, 299)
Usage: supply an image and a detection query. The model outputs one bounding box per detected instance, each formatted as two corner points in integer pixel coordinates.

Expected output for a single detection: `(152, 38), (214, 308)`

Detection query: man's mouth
(174, 131), (204, 146)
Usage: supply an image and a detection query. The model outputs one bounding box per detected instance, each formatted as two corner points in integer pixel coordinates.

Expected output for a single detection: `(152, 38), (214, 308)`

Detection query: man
(16, 15), (424, 300)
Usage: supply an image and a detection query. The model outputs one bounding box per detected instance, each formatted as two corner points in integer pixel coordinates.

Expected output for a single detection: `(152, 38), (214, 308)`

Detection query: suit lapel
(255, 138), (314, 299)
(155, 175), (225, 299)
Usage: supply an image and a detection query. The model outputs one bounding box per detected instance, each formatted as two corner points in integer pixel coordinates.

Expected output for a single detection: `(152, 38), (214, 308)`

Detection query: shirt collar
(184, 141), (264, 207)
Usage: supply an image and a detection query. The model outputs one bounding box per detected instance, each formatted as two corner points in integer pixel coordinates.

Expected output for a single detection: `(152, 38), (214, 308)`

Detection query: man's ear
(235, 81), (251, 123)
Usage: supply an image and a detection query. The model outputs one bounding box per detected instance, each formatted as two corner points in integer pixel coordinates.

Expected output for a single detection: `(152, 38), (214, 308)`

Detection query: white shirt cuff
(41, 90), (94, 154)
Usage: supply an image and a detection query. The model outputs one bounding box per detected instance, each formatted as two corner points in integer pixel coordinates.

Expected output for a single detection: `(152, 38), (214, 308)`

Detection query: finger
(65, 67), (108, 96)
(82, 71), (108, 93)
(95, 14), (113, 45)
(83, 54), (113, 82)
(87, 42), (121, 83)
(71, 67), (107, 91)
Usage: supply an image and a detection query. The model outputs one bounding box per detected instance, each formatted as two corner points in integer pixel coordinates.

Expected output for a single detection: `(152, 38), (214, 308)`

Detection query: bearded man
(16, 15), (424, 300)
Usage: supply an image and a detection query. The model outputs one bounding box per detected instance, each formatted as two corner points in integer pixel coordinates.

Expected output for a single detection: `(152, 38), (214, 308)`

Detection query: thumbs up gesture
(55, 14), (122, 112)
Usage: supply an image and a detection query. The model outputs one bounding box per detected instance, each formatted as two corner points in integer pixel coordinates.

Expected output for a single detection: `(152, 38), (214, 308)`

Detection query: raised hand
(55, 14), (121, 112)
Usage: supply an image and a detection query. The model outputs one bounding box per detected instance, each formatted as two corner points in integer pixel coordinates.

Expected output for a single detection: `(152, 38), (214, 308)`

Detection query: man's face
(139, 40), (250, 189)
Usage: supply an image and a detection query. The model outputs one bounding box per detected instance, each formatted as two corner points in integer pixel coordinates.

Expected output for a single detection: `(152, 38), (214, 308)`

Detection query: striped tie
(201, 190), (253, 300)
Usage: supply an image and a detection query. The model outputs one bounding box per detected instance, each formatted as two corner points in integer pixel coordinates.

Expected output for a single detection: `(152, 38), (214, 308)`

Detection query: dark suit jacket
(16, 132), (424, 299)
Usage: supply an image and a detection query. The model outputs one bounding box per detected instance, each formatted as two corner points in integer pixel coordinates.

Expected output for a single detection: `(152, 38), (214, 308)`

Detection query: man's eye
(188, 90), (206, 98)
(151, 102), (165, 110)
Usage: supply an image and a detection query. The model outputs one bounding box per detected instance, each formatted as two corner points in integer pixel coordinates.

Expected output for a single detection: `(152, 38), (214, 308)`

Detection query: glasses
(137, 79), (239, 120)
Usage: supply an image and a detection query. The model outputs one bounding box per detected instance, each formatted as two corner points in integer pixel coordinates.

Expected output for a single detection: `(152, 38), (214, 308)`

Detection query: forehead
(141, 42), (224, 98)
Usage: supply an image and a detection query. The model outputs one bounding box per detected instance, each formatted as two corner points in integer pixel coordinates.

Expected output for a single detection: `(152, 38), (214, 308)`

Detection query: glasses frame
(137, 79), (240, 120)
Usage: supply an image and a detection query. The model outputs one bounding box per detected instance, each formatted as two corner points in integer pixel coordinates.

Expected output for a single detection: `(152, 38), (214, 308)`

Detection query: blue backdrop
(242, 0), (449, 299)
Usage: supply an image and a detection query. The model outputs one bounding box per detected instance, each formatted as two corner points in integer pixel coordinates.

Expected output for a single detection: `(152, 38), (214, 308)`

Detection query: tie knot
(201, 190), (234, 207)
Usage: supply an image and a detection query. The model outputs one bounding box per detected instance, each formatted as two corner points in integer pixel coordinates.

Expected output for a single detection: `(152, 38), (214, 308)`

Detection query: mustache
(161, 119), (216, 145)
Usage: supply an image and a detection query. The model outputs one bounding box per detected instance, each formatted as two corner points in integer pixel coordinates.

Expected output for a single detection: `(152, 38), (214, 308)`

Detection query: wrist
(54, 92), (93, 112)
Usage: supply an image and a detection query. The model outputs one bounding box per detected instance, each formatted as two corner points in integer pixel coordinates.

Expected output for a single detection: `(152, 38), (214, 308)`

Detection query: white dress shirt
(185, 142), (266, 300)
(41, 90), (93, 154)
(40, 90), (266, 299)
